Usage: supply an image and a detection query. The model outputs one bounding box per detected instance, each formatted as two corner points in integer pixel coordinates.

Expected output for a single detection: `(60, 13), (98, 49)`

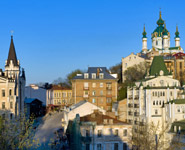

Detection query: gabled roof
(6, 36), (18, 66)
(149, 56), (169, 76)
(73, 67), (116, 80)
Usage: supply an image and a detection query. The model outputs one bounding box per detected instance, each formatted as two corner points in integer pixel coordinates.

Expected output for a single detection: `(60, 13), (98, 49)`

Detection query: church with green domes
(141, 11), (183, 56)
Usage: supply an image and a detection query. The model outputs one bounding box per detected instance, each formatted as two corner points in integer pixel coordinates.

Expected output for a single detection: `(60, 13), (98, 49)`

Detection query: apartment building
(46, 85), (72, 106)
(72, 67), (118, 111)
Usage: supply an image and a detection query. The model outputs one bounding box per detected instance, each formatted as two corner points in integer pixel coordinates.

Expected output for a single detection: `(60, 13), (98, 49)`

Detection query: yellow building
(72, 67), (118, 111)
(46, 85), (72, 106)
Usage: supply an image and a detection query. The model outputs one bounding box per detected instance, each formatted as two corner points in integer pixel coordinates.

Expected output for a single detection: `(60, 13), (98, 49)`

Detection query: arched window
(156, 41), (158, 46)
(153, 101), (155, 105)
(156, 101), (158, 105)
(159, 101), (161, 105)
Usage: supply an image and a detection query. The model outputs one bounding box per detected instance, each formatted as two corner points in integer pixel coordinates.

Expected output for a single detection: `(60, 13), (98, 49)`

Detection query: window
(100, 83), (103, 88)
(159, 101), (161, 105)
(155, 109), (158, 115)
(170, 91), (173, 96)
(114, 129), (118, 136)
(100, 91), (103, 96)
(2, 90), (5, 97)
(156, 41), (158, 45)
(62, 92), (66, 98)
(9, 89), (12, 96)
(153, 101), (155, 105)
(180, 62), (182, 69)
(84, 82), (89, 89)
(109, 119), (113, 124)
(92, 73), (96, 79)
(99, 73), (104, 79)
(84, 73), (89, 79)
(114, 143), (119, 150)
(156, 101), (158, 105)
(99, 98), (103, 103)
(106, 98), (111, 103)
(97, 130), (102, 137)
(97, 144), (102, 150)
(10, 101), (13, 109)
(92, 83), (96, 88)
(92, 98), (96, 103)
(103, 119), (107, 124)
(123, 129), (127, 136)
(177, 106), (180, 113)
(10, 113), (13, 119)
(92, 91), (96, 96)
(153, 92), (154, 96)
(2, 102), (5, 109)
(106, 83), (112, 90)
(125, 63), (127, 68)
(163, 92), (165, 96)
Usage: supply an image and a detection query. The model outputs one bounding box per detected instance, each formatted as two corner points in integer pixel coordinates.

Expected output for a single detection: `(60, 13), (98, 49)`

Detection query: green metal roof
(168, 99), (185, 104)
(169, 47), (179, 50)
(157, 11), (164, 26)
(175, 25), (180, 38)
(149, 56), (169, 76)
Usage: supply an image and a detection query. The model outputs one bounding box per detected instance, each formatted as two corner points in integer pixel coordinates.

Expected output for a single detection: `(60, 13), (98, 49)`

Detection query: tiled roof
(80, 111), (127, 125)
(73, 67), (116, 80)
(51, 85), (71, 90)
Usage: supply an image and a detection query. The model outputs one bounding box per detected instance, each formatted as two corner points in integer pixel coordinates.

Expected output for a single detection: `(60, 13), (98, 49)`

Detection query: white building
(0, 36), (26, 119)
(25, 84), (46, 106)
(127, 56), (181, 130)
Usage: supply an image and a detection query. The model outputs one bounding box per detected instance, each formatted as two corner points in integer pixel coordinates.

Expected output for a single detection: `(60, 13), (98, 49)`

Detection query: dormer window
(92, 73), (96, 79)
(84, 73), (89, 79)
(99, 73), (104, 79)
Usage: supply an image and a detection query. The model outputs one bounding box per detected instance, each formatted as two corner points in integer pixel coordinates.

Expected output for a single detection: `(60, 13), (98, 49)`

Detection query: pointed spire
(6, 35), (18, 66)
(175, 24), (180, 38)
(157, 10), (164, 26)
(142, 24), (147, 38)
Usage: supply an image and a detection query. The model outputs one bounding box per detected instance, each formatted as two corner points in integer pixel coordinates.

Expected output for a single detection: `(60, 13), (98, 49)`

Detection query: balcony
(106, 87), (112, 90)
(83, 87), (89, 90)
(106, 94), (112, 98)
(81, 136), (92, 143)
(83, 95), (89, 98)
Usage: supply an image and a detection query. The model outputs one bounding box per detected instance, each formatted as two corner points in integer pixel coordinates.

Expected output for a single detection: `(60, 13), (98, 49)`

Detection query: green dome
(142, 24), (147, 38)
(175, 25), (180, 38)
(157, 11), (164, 26)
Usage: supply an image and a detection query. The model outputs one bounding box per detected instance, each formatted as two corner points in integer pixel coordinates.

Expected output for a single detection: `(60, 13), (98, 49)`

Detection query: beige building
(46, 85), (72, 106)
(122, 53), (145, 82)
(0, 36), (26, 119)
(127, 56), (181, 132)
(117, 99), (127, 122)
(72, 67), (118, 111)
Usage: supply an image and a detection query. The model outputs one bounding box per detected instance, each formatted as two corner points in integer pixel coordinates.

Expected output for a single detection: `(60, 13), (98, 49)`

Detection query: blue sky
(0, 0), (185, 85)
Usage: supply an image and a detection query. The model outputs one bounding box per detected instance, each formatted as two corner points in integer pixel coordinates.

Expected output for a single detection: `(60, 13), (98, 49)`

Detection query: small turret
(175, 25), (180, 47)
(142, 24), (147, 52)
(163, 23), (169, 49)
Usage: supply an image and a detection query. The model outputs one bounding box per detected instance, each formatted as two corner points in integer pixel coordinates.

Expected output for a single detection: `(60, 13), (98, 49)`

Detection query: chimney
(97, 68), (100, 77)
